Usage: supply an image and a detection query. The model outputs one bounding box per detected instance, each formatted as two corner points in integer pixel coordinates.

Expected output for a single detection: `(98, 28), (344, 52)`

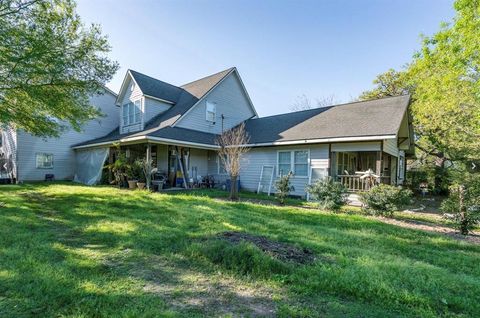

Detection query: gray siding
(120, 78), (143, 134)
(144, 97), (171, 123)
(175, 72), (255, 134)
(227, 144), (329, 196)
(17, 92), (118, 181)
(206, 150), (228, 184)
(331, 142), (381, 152)
(383, 138), (399, 157)
(155, 144), (168, 174)
(189, 148), (208, 178)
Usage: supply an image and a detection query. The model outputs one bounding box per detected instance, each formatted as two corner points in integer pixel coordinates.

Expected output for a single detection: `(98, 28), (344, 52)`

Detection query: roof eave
(72, 135), (219, 150)
(242, 134), (397, 148)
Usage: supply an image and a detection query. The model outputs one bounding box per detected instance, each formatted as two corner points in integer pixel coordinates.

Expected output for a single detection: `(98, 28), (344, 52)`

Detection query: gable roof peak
(180, 67), (235, 99)
(127, 69), (183, 102)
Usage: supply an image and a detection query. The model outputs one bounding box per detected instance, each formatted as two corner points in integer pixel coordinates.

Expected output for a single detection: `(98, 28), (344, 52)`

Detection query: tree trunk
(230, 175), (239, 201)
(434, 153), (447, 194)
(458, 185), (468, 235)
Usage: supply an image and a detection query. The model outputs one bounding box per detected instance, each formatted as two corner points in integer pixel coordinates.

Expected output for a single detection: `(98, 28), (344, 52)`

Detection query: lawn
(0, 183), (479, 317)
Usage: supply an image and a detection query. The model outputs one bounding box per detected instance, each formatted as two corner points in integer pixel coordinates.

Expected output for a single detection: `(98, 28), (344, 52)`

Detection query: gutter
(240, 134), (397, 147)
(72, 135), (219, 150)
(73, 134), (396, 150)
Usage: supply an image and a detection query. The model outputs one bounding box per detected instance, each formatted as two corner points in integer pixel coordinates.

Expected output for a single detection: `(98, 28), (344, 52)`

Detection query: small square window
(36, 153), (53, 169)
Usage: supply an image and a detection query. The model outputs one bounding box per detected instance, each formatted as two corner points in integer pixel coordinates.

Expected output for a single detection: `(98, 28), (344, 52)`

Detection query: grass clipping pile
(218, 231), (316, 264)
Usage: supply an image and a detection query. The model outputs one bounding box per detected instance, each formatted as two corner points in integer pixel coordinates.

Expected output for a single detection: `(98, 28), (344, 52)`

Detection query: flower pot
(137, 182), (146, 190)
(127, 180), (138, 189)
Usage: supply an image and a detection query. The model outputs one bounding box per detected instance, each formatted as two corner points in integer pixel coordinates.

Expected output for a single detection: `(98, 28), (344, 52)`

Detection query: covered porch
(331, 150), (404, 192)
(103, 142), (223, 190)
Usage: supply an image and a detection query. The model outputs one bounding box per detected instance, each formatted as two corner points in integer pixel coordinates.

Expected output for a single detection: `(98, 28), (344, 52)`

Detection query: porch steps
(347, 193), (363, 207)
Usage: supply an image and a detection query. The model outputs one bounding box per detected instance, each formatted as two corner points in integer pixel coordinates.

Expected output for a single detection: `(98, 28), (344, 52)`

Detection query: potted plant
(126, 161), (139, 189)
(136, 158), (157, 191)
(106, 147), (129, 188)
(137, 164), (146, 190)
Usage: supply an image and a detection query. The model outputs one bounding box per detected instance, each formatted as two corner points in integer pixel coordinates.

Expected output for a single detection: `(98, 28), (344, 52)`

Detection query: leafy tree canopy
(0, 0), (119, 137)
(360, 0), (480, 163)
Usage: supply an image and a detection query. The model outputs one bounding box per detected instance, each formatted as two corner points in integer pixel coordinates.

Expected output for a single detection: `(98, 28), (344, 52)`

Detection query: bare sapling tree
(290, 94), (339, 111)
(216, 123), (250, 200)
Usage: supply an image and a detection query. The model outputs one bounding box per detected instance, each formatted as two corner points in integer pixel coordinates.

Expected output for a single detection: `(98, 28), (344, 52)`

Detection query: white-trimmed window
(122, 100), (141, 126)
(278, 151), (291, 176)
(206, 101), (216, 122)
(36, 153), (53, 169)
(277, 150), (309, 177)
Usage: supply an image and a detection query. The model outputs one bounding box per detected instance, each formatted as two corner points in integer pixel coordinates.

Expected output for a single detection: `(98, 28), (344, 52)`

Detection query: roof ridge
(249, 94), (410, 121)
(180, 67), (235, 88)
(129, 69), (181, 90)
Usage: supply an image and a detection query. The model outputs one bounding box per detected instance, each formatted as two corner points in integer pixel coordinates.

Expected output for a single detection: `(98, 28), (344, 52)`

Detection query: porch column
(375, 151), (382, 184)
(330, 151), (336, 179)
(146, 144), (152, 190)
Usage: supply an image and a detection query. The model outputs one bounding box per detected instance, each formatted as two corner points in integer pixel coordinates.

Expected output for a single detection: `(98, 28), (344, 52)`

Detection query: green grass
(0, 183), (479, 317)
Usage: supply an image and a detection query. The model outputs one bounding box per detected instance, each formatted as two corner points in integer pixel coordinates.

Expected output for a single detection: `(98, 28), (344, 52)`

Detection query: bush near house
(306, 178), (347, 211)
(360, 184), (412, 216)
(275, 172), (294, 205)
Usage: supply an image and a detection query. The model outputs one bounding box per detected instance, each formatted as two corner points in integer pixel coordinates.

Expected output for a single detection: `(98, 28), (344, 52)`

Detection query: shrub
(275, 172), (294, 205)
(441, 175), (480, 235)
(360, 184), (412, 216)
(306, 177), (347, 211)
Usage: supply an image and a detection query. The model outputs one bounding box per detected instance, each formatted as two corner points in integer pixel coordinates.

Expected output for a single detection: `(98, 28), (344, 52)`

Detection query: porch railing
(337, 175), (392, 192)
(337, 175), (373, 192)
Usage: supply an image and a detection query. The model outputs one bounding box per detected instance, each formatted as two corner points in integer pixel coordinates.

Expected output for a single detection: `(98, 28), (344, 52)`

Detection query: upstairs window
(122, 100), (141, 126)
(206, 101), (216, 123)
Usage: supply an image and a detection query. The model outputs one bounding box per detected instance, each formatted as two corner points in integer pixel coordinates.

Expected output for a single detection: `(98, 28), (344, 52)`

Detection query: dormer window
(123, 100), (141, 126)
(206, 101), (216, 123)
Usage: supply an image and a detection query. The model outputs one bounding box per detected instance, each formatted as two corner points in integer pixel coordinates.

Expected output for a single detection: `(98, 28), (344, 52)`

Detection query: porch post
(329, 148), (336, 180)
(375, 151), (382, 184)
(146, 144), (152, 190)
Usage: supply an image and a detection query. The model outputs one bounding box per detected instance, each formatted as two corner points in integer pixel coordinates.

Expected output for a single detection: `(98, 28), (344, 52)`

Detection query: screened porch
(332, 151), (400, 192)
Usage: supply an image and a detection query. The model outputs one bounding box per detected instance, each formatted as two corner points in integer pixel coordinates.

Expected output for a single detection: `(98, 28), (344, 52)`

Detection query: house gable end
(173, 70), (257, 134)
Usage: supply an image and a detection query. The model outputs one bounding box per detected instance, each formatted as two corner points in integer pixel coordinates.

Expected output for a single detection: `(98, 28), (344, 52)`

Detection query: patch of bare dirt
(376, 217), (480, 245)
(218, 231), (319, 264)
(104, 252), (280, 317)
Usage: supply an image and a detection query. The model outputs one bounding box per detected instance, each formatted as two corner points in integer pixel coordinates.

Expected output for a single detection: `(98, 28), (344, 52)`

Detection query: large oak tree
(0, 0), (119, 137)
(360, 0), (480, 180)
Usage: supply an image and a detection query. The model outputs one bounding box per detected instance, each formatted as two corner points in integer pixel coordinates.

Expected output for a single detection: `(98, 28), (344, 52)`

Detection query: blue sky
(77, 0), (454, 116)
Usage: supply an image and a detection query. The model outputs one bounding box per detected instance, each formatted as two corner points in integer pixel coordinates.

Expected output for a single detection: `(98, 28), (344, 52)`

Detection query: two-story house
(1, 67), (414, 196)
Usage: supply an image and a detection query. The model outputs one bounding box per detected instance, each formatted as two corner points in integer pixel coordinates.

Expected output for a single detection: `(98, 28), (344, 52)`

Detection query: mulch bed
(217, 231), (318, 264)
